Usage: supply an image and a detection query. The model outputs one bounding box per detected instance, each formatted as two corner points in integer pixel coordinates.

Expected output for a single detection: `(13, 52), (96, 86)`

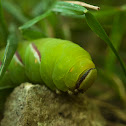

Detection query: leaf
(19, 1), (87, 31)
(85, 12), (126, 77)
(19, 10), (52, 30)
(53, 1), (87, 17)
(0, 24), (18, 80)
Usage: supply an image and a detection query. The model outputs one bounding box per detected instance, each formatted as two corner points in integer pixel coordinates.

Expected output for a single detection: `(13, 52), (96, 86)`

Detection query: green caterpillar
(0, 38), (97, 93)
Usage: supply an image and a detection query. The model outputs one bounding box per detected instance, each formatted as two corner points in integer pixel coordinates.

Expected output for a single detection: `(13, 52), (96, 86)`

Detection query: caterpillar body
(0, 38), (97, 94)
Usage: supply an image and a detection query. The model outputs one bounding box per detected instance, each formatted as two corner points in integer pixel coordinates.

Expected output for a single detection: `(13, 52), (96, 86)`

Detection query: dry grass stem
(65, 1), (100, 10)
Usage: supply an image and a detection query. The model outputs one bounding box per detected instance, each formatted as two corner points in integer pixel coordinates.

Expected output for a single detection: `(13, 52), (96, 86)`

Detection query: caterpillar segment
(0, 38), (97, 93)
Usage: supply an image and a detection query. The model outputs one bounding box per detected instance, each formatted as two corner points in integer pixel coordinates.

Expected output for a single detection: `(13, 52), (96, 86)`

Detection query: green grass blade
(53, 1), (87, 17)
(54, 1), (87, 13)
(85, 12), (126, 77)
(19, 1), (87, 30)
(105, 12), (125, 72)
(19, 10), (52, 30)
(0, 0), (8, 41)
(0, 25), (18, 80)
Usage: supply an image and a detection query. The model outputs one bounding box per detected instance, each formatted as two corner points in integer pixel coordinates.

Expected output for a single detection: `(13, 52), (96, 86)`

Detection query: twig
(65, 1), (100, 11)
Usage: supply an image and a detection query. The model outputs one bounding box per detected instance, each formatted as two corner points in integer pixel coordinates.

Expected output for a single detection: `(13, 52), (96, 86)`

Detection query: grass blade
(105, 12), (125, 72)
(53, 1), (87, 17)
(19, 10), (52, 30)
(0, 24), (18, 80)
(19, 1), (87, 31)
(85, 12), (126, 77)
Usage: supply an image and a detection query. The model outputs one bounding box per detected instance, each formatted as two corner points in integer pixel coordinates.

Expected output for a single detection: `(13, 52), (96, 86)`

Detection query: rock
(1, 83), (106, 126)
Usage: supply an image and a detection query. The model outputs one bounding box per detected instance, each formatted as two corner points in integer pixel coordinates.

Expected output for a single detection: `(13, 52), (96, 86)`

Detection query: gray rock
(1, 83), (106, 126)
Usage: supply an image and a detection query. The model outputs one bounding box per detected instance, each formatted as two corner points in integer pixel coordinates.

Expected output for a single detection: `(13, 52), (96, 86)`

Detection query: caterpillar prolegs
(0, 38), (97, 94)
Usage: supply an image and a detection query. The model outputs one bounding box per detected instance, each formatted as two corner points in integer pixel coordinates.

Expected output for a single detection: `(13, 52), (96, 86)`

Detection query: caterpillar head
(75, 68), (97, 93)
(65, 58), (97, 94)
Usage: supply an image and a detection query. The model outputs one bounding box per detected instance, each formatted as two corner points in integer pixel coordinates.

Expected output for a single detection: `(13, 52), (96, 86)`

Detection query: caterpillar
(0, 38), (97, 94)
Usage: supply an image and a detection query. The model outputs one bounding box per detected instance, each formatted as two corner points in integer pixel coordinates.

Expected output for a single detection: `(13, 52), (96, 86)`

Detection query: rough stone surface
(1, 83), (106, 126)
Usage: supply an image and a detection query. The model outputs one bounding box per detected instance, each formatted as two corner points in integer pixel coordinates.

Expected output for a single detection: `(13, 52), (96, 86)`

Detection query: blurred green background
(0, 0), (126, 125)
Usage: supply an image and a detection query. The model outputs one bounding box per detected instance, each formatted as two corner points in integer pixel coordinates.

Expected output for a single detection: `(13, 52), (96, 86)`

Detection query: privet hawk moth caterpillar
(0, 38), (97, 94)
